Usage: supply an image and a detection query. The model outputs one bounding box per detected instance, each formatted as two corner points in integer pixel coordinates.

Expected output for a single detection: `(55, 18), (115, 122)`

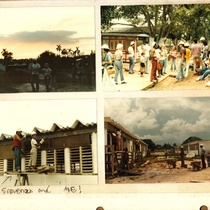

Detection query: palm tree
(56, 44), (62, 56)
(1, 48), (13, 65)
(61, 48), (68, 57)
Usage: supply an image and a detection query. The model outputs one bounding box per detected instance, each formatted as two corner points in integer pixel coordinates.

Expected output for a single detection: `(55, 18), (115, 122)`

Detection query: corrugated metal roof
(0, 120), (97, 139)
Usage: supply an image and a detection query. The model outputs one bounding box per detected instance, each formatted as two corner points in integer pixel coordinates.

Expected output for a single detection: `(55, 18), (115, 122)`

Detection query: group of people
(101, 36), (210, 85)
(29, 60), (55, 92)
(13, 128), (42, 172)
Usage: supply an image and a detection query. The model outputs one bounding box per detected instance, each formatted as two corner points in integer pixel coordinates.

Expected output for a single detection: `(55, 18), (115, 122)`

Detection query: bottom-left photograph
(0, 99), (98, 186)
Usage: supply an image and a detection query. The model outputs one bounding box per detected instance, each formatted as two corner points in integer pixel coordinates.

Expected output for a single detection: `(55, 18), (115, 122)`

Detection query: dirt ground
(148, 70), (210, 90)
(106, 156), (210, 184)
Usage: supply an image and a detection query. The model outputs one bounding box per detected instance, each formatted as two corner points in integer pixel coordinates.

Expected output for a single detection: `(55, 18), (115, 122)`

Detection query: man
(175, 41), (186, 82)
(200, 144), (206, 169)
(30, 59), (41, 92)
(13, 128), (26, 172)
(180, 146), (185, 167)
(142, 40), (151, 74)
(191, 38), (201, 73)
(128, 41), (135, 74)
(28, 131), (40, 171)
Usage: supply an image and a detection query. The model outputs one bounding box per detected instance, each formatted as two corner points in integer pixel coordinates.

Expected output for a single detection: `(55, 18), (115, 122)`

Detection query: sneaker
(121, 81), (127, 84)
(196, 78), (200, 81)
(115, 82), (118, 85)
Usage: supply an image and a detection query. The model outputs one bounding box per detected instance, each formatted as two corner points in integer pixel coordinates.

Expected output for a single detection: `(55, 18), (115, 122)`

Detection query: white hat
(130, 41), (135, 46)
(16, 128), (22, 132)
(152, 42), (156, 47)
(31, 131), (37, 136)
(184, 42), (190, 47)
(101, 44), (109, 49)
(178, 41), (185, 45)
(200, 37), (205, 41)
(116, 43), (123, 50)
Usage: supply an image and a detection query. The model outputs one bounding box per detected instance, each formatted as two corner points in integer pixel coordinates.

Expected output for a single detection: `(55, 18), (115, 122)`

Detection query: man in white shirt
(128, 41), (135, 74)
(30, 60), (41, 92)
(28, 131), (40, 171)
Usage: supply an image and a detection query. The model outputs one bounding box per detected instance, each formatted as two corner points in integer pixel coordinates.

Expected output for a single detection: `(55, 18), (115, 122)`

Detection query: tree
(61, 48), (68, 57)
(37, 50), (56, 67)
(101, 5), (210, 44)
(56, 44), (62, 56)
(1, 48), (13, 65)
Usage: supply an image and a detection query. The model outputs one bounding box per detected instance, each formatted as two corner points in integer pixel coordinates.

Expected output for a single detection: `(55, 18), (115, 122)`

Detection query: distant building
(182, 140), (210, 156)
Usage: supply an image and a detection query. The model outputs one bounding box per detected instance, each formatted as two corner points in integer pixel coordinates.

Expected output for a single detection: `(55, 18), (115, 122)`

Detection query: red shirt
(13, 135), (21, 147)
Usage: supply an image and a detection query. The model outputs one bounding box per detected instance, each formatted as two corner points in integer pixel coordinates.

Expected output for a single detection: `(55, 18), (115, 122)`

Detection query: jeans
(144, 56), (149, 73)
(163, 58), (168, 73)
(176, 57), (185, 81)
(114, 60), (124, 82)
(170, 58), (176, 70)
(129, 56), (134, 73)
(31, 74), (39, 92)
(199, 69), (210, 80)
(14, 147), (21, 171)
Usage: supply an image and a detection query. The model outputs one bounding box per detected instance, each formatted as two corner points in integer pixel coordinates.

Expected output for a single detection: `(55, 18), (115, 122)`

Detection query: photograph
(0, 99), (98, 187)
(0, 6), (96, 93)
(104, 97), (210, 184)
(101, 4), (210, 91)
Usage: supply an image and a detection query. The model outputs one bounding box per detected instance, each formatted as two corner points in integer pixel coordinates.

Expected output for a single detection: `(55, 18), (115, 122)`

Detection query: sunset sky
(0, 6), (95, 59)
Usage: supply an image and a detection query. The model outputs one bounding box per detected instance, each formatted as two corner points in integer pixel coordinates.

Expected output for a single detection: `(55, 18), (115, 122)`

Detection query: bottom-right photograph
(104, 97), (210, 184)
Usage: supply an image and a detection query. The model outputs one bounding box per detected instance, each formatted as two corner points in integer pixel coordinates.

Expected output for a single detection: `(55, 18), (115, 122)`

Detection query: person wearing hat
(200, 144), (206, 169)
(13, 128), (26, 172)
(114, 43), (127, 85)
(175, 41), (186, 82)
(28, 131), (40, 171)
(184, 42), (192, 77)
(128, 41), (135, 74)
(101, 44), (113, 76)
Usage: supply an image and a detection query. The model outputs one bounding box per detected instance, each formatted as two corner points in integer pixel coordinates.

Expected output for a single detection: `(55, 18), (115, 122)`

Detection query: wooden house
(104, 117), (148, 177)
(0, 120), (98, 186)
(102, 27), (150, 62)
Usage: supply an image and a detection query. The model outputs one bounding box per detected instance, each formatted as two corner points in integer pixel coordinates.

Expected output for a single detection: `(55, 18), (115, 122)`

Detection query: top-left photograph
(0, 6), (95, 93)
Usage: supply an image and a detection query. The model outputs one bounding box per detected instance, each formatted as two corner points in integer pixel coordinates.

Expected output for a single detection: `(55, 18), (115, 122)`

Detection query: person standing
(13, 128), (26, 172)
(191, 38), (202, 73)
(42, 62), (52, 92)
(175, 41), (186, 82)
(30, 59), (41, 92)
(28, 131), (40, 171)
(114, 43), (127, 85)
(101, 44), (113, 76)
(200, 144), (206, 169)
(184, 42), (191, 77)
(128, 41), (135, 74)
(139, 52), (146, 77)
(150, 42), (158, 82)
(169, 46), (177, 71)
(180, 146), (185, 167)
(142, 40), (151, 74)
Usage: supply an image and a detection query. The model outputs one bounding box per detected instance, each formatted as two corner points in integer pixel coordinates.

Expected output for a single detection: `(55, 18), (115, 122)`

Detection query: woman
(150, 42), (158, 82)
(114, 43), (127, 85)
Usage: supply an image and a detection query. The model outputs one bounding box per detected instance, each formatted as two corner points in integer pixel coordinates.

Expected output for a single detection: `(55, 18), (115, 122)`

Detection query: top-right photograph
(101, 4), (210, 91)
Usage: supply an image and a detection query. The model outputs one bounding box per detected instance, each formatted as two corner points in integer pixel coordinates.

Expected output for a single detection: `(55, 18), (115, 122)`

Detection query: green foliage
(101, 4), (210, 41)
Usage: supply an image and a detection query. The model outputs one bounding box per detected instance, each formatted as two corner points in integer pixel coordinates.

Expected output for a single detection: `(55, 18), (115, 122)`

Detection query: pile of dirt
(148, 71), (210, 90)
(106, 158), (210, 184)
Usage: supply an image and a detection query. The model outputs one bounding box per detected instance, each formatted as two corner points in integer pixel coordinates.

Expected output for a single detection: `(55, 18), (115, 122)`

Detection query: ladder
(14, 173), (29, 186)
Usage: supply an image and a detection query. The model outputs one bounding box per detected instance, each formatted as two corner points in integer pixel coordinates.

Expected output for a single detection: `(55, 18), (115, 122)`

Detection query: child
(140, 52), (146, 77)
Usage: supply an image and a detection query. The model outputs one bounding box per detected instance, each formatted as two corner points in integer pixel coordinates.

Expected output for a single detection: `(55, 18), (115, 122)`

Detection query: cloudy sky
(104, 97), (210, 146)
(0, 99), (96, 135)
(0, 6), (95, 59)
